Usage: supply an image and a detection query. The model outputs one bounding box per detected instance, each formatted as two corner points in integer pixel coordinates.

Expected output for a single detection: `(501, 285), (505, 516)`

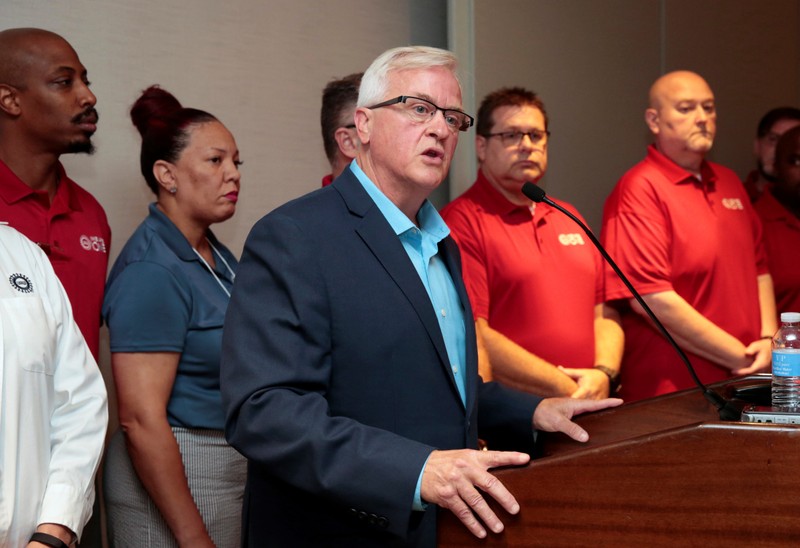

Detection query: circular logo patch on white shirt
(9, 273), (33, 293)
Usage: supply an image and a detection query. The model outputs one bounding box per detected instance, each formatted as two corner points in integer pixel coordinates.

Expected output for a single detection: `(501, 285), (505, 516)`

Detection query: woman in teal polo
(103, 86), (244, 547)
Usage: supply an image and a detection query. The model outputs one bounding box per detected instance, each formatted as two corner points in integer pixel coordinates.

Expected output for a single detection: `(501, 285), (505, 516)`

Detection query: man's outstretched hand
(533, 397), (623, 441)
(422, 397), (623, 538)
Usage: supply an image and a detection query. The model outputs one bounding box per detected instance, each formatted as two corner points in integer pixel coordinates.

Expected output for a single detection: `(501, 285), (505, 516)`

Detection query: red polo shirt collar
(473, 169), (557, 224)
(646, 143), (718, 190)
(0, 160), (83, 213)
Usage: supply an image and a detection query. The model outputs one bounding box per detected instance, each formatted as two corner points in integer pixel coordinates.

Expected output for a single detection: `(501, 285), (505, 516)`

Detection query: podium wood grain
(438, 377), (800, 547)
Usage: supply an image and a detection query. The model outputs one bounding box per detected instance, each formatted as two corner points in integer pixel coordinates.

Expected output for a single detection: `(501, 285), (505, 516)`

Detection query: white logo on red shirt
(80, 235), (107, 253)
(722, 198), (744, 210)
(558, 233), (585, 246)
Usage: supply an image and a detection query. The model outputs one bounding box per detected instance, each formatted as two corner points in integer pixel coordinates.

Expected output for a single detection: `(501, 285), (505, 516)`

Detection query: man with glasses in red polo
(442, 87), (623, 401)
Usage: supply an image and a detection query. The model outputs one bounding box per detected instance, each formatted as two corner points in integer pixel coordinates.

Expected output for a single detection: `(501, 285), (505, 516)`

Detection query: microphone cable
(522, 182), (741, 420)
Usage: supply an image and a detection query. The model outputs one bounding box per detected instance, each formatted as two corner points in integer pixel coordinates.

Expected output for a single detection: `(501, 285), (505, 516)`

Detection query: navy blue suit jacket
(221, 168), (540, 547)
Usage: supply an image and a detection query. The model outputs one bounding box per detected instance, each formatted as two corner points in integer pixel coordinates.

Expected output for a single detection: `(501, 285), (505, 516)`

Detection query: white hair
(357, 46), (461, 107)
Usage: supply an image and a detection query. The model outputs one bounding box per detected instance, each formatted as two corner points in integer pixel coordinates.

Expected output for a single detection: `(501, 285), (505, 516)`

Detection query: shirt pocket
(0, 295), (57, 375)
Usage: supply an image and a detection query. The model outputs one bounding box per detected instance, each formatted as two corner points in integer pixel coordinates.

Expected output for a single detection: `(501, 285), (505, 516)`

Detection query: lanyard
(192, 238), (235, 298)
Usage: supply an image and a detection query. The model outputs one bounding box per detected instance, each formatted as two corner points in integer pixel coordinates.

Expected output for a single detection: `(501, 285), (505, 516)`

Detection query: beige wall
(1, 0), (446, 429)
(467, 0), (800, 231)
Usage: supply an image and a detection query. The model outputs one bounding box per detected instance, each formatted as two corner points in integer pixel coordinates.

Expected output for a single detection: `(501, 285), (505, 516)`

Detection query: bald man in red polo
(601, 71), (776, 401)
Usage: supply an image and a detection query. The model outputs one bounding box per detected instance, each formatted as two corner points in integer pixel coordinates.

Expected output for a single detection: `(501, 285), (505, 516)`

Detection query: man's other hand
(420, 449), (529, 539)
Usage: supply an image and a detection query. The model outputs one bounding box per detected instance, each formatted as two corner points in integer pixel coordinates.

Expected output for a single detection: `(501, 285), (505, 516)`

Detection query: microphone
(521, 182), (741, 421)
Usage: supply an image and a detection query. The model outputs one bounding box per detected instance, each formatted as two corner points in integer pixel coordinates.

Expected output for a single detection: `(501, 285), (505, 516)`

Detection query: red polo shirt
(602, 145), (768, 400)
(742, 169), (768, 203)
(754, 189), (800, 317)
(441, 170), (601, 370)
(0, 159), (110, 359)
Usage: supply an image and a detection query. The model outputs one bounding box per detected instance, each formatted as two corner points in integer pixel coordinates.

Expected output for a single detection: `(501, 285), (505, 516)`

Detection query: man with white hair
(222, 46), (620, 546)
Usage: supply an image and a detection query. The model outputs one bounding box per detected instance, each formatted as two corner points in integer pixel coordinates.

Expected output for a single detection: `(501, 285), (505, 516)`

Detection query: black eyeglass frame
(367, 95), (474, 132)
(482, 129), (551, 146)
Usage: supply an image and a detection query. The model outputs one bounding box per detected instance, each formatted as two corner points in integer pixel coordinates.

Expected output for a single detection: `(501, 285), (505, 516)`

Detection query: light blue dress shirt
(350, 160), (467, 510)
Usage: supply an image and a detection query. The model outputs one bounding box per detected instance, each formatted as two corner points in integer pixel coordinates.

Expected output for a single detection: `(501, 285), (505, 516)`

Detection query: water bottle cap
(780, 312), (800, 323)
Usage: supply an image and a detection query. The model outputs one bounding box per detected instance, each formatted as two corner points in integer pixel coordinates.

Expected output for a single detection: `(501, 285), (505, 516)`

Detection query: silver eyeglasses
(367, 95), (474, 132)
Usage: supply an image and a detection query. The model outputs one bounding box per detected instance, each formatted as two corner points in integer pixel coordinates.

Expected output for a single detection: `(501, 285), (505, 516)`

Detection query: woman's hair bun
(130, 85), (184, 136)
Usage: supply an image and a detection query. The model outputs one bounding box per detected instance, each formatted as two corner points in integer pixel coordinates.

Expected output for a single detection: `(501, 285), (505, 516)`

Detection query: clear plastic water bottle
(772, 312), (800, 409)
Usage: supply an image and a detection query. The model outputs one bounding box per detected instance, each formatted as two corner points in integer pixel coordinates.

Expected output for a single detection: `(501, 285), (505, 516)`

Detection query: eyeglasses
(484, 130), (550, 147)
(367, 95), (474, 132)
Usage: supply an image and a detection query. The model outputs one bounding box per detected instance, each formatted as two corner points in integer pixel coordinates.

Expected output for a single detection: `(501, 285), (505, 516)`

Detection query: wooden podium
(438, 376), (800, 547)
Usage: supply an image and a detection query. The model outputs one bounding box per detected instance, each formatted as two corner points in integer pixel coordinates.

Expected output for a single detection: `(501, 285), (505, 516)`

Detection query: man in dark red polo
(0, 28), (110, 361)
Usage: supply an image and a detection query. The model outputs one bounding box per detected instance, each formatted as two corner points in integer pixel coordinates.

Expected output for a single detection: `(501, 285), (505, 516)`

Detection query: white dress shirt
(0, 225), (108, 547)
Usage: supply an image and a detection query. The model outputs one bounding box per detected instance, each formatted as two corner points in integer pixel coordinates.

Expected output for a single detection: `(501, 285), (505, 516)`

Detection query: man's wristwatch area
(29, 532), (70, 548)
(594, 365), (621, 394)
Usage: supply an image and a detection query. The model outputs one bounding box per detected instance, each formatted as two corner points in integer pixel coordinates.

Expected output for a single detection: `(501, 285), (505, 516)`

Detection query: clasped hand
(733, 337), (773, 376)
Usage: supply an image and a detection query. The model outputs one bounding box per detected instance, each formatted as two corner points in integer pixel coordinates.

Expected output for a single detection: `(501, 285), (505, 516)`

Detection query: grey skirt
(104, 427), (246, 547)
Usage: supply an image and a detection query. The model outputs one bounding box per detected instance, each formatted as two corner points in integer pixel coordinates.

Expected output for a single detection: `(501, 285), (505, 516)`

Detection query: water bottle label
(773, 349), (800, 377)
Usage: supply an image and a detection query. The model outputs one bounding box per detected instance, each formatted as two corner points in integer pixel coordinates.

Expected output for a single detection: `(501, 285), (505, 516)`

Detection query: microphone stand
(521, 182), (741, 421)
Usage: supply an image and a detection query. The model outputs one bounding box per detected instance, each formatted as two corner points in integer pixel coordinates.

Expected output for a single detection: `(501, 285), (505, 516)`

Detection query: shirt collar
(350, 159), (450, 243)
(757, 188), (794, 223)
(0, 159), (83, 211)
(144, 202), (221, 263)
(471, 170), (520, 215)
(743, 169), (760, 187)
(473, 168), (556, 223)
(646, 143), (718, 190)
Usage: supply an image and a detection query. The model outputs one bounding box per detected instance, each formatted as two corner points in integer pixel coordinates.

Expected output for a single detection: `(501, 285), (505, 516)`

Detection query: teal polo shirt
(103, 203), (237, 430)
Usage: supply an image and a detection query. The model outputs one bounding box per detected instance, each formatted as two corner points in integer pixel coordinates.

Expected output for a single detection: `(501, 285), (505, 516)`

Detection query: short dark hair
(321, 73), (362, 164)
(476, 87), (547, 136)
(756, 106), (800, 138)
(130, 86), (217, 194)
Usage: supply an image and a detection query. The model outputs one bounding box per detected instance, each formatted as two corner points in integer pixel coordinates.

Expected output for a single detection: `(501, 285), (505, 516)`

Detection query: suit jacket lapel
(439, 236), (478, 414)
(335, 171), (466, 409)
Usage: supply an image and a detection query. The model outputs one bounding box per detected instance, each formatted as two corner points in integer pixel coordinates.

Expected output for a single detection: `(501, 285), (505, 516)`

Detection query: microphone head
(522, 182), (546, 203)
